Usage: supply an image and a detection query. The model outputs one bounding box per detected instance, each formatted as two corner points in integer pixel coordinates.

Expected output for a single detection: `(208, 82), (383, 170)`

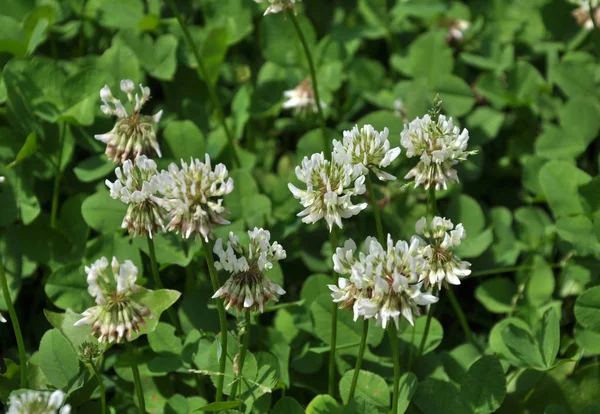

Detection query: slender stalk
(416, 301), (436, 360)
(365, 173), (385, 244)
(348, 319), (369, 401)
(202, 239), (228, 402)
(0, 255), (26, 388)
(126, 342), (146, 413)
(388, 323), (400, 414)
(328, 228), (339, 397)
(50, 124), (66, 228)
(165, 0), (241, 168)
(289, 13), (330, 156)
(146, 237), (181, 332)
(425, 186), (436, 219)
(230, 312), (251, 400)
(447, 288), (482, 351)
(90, 360), (107, 414)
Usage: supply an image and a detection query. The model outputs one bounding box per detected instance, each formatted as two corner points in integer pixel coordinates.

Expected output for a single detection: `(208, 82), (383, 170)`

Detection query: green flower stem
(165, 0), (241, 168)
(348, 319), (369, 401)
(50, 124), (66, 229)
(202, 239), (228, 402)
(146, 237), (181, 333)
(230, 312), (251, 400)
(328, 228), (339, 397)
(388, 323), (401, 414)
(447, 288), (481, 351)
(425, 186), (436, 220)
(126, 342), (146, 413)
(416, 186), (438, 363)
(289, 13), (330, 156)
(90, 360), (107, 414)
(365, 172), (385, 244)
(0, 254), (27, 388)
(416, 300), (436, 362)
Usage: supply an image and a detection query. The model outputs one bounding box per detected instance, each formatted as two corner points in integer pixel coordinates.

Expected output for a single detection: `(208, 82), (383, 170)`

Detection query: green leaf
(501, 323), (544, 369)
(475, 278), (517, 314)
(272, 397), (304, 414)
(460, 355), (506, 414)
(73, 155), (115, 183)
(539, 161), (591, 218)
(306, 395), (341, 414)
(197, 26), (229, 86)
(201, 0), (253, 46)
(311, 293), (384, 351)
(525, 256), (555, 307)
(129, 289), (181, 341)
(97, 0), (144, 29)
(7, 132), (37, 167)
(448, 195), (493, 258)
(436, 74), (476, 117)
(162, 120), (206, 161)
(38, 329), (80, 389)
(556, 215), (600, 256)
(399, 315), (443, 356)
(81, 190), (127, 233)
(339, 369), (390, 407)
(45, 262), (95, 312)
(393, 31), (454, 86)
(195, 401), (242, 412)
(397, 372), (418, 414)
(148, 322), (183, 355)
(538, 308), (560, 369)
(300, 274), (334, 308)
(260, 14), (316, 68)
(413, 379), (472, 414)
(575, 286), (600, 333)
(44, 309), (96, 350)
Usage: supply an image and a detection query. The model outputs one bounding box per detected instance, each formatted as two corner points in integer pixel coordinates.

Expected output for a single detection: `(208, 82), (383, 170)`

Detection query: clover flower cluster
(288, 152), (368, 231)
(7, 390), (71, 414)
(445, 19), (470, 43)
(95, 80), (163, 163)
(106, 154), (234, 241)
(105, 155), (164, 238)
(329, 235), (438, 328)
(415, 216), (471, 289)
(75, 257), (152, 343)
(283, 79), (321, 113)
(333, 125), (401, 181)
(255, 0), (301, 16)
(571, 0), (600, 29)
(155, 154), (234, 241)
(400, 113), (474, 190)
(329, 216), (471, 327)
(213, 228), (286, 312)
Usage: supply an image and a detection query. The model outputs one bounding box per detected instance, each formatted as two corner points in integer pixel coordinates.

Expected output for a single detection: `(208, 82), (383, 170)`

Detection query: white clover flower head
(255, 0), (301, 16)
(155, 154), (234, 241)
(572, 3), (600, 29)
(415, 216), (471, 289)
(74, 257), (152, 343)
(95, 80), (163, 163)
(0, 176), (5, 183)
(329, 235), (438, 327)
(288, 152), (368, 231)
(0, 313), (6, 323)
(445, 19), (471, 43)
(400, 112), (475, 190)
(105, 155), (165, 238)
(282, 79), (324, 113)
(333, 124), (401, 181)
(212, 228), (286, 312)
(7, 390), (71, 414)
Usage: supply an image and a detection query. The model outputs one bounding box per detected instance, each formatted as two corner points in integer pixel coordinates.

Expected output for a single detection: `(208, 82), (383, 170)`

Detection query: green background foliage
(1, 0), (600, 413)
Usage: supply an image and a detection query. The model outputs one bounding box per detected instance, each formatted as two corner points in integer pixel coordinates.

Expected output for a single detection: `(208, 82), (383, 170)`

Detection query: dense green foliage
(1, 0), (600, 413)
